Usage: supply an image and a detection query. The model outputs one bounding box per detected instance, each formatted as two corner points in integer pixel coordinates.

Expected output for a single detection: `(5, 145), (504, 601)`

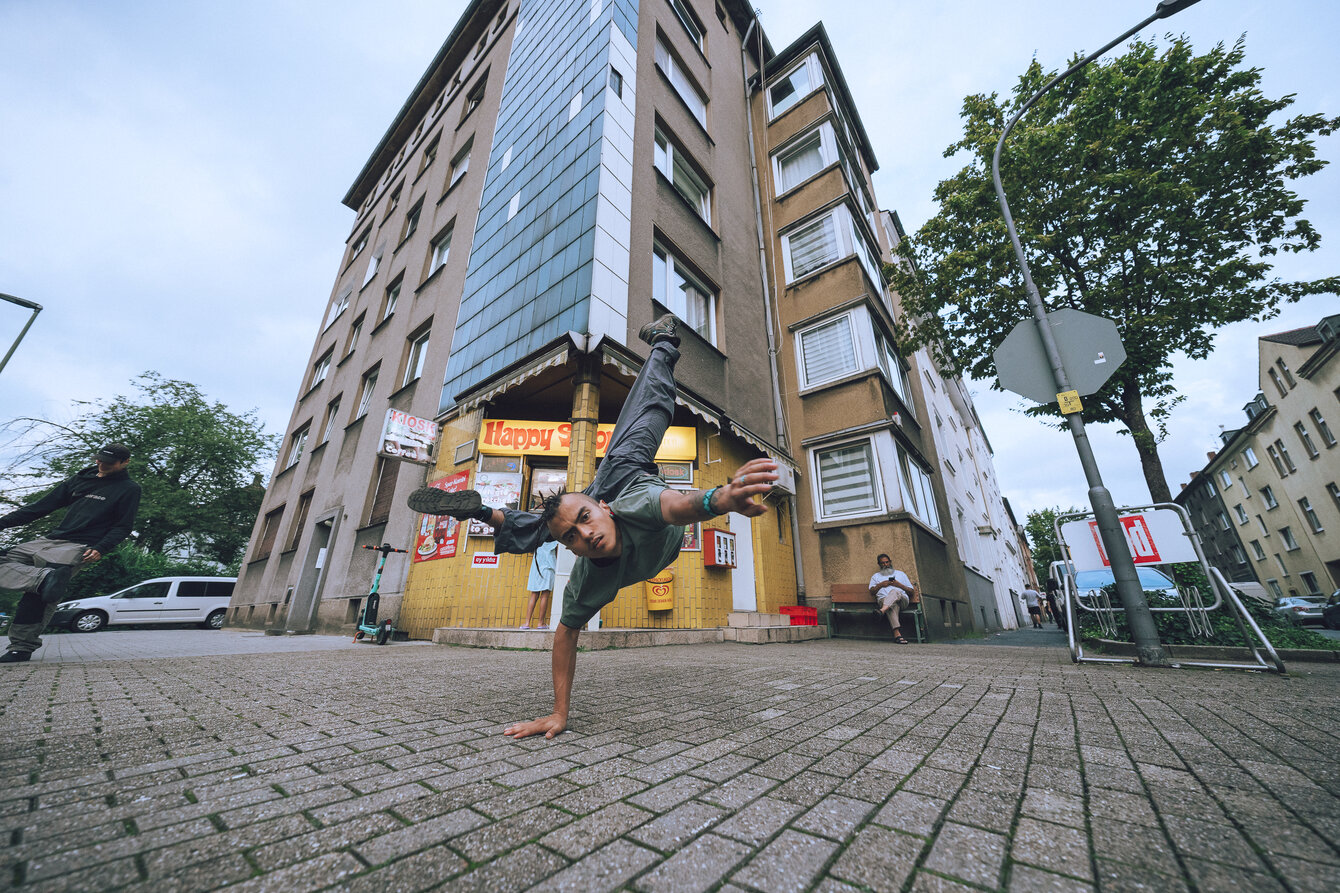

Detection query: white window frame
(1299, 497), (1323, 533)
(401, 200), (422, 244)
(811, 437), (884, 521)
(767, 52), (824, 120)
(284, 424), (309, 470)
(309, 351), (332, 391)
(875, 329), (914, 412)
(652, 244), (717, 345)
(1243, 446), (1259, 468)
(430, 224), (454, 275)
(795, 312), (860, 390)
(449, 138), (472, 189)
(655, 129), (711, 224)
(898, 444), (941, 534)
(1218, 470), (1232, 489)
(321, 397), (341, 443)
(772, 121), (839, 195)
(1294, 421), (1319, 458)
(1279, 526), (1299, 551)
(1234, 503), (1249, 525)
(1261, 485), (1278, 509)
(668, 0), (703, 51)
(403, 329), (431, 387)
(382, 279), (401, 322)
(362, 243), (384, 287)
(1308, 408), (1335, 446)
(780, 204), (882, 290)
(324, 287), (352, 331)
(655, 37), (707, 127)
(356, 369), (379, 419)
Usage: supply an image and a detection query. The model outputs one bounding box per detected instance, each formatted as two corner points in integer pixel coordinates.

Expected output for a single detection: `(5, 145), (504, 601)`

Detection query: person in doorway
(869, 552), (918, 644)
(520, 540), (557, 629)
(0, 444), (141, 663)
(1023, 585), (1044, 628)
(408, 315), (779, 739)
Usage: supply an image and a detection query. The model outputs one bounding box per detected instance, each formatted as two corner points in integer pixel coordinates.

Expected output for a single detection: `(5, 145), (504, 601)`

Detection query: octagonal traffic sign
(993, 308), (1126, 405)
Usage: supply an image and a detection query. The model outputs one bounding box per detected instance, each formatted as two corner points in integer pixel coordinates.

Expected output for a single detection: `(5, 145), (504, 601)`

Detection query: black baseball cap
(96, 443), (131, 462)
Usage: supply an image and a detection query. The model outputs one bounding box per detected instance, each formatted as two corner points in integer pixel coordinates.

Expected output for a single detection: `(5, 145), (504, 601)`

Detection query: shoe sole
(638, 313), (679, 346)
(408, 488), (482, 517)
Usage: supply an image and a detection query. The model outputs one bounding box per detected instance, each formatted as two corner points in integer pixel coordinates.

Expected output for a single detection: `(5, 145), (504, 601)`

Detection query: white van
(52, 577), (236, 632)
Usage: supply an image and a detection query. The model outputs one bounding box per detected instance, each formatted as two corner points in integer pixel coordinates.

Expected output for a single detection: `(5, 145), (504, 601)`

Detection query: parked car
(1051, 561), (1180, 600)
(1321, 591), (1340, 630)
(51, 577), (236, 632)
(1273, 596), (1326, 626)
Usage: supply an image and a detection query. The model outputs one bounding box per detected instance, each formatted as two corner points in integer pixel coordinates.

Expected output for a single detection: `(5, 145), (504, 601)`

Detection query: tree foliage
(1, 372), (276, 565)
(887, 36), (1339, 502)
(1024, 506), (1080, 582)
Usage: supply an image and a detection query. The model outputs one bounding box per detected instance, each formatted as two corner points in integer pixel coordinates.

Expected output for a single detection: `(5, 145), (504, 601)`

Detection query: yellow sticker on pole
(1057, 390), (1083, 414)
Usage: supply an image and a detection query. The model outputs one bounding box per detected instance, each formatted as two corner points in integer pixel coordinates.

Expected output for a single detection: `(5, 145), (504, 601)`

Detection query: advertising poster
(681, 522), (701, 552)
(379, 409), (438, 465)
(412, 470), (470, 562)
(468, 471), (523, 536)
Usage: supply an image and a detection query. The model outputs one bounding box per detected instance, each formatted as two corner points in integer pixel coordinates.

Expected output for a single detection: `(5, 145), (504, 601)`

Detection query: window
(1249, 540), (1265, 561)
(284, 424), (310, 470)
(568, 89), (583, 122)
(814, 440), (881, 518)
(609, 67), (623, 98)
(321, 396), (342, 443)
(1215, 511), (1230, 531)
(1256, 515), (1269, 536)
(385, 184), (402, 216)
(1219, 470), (1233, 489)
(1266, 445), (1287, 477)
(448, 138), (472, 189)
(1266, 579), (1284, 600)
(669, 0), (704, 50)
(1295, 422), (1319, 458)
(400, 199), (422, 244)
(254, 506), (285, 561)
(1328, 482), (1340, 513)
(1275, 358), (1295, 387)
(768, 53), (824, 119)
(362, 243), (384, 287)
(1204, 480), (1216, 498)
(875, 330), (914, 411)
(355, 366), (380, 419)
(780, 205), (881, 289)
(655, 37), (706, 127)
(1309, 409), (1335, 447)
(1261, 486), (1278, 509)
(1233, 503), (1248, 525)
(1267, 367), (1288, 398)
(325, 287), (352, 330)
(899, 446), (941, 533)
(419, 135), (439, 174)
(1300, 572), (1323, 597)
(1274, 439), (1296, 473)
(286, 490), (313, 552)
(1230, 544), (1247, 565)
(430, 224), (454, 275)
(796, 314), (858, 389)
(382, 278), (402, 322)
(1243, 446), (1259, 468)
(344, 313), (365, 358)
(367, 457), (401, 526)
(1274, 555), (1289, 576)
(1299, 497), (1323, 533)
(654, 130), (711, 223)
(463, 76), (487, 121)
(403, 327), (431, 386)
(508, 191), (521, 220)
(773, 122), (840, 194)
(652, 244), (717, 344)
(348, 228), (370, 265)
(308, 351), (332, 392)
(1279, 526), (1300, 551)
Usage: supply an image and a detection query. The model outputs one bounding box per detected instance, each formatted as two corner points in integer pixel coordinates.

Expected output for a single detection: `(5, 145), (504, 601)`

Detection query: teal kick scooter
(354, 543), (407, 644)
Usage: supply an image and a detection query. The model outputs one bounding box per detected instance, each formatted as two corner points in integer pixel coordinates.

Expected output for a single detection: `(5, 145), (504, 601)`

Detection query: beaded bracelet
(701, 486), (723, 516)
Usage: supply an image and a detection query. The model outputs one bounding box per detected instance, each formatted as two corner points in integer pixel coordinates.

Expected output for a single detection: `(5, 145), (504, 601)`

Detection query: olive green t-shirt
(559, 475), (685, 629)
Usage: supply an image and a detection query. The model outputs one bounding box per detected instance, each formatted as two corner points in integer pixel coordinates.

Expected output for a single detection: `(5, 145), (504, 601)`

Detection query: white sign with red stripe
(471, 553), (500, 569)
(1061, 509), (1195, 571)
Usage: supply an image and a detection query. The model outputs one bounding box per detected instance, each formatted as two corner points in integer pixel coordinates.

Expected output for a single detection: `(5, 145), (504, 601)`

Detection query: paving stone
(541, 802), (653, 859)
(632, 832), (751, 893)
(699, 771), (777, 809)
(541, 838), (661, 892)
(341, 842), (472, 893)
(793, 794), (875, 842)
(226, 850), (365, 893)
(908, 872), (982, 893)
(770, 769), (843, 807)
(1012, 817), (1093, 881)
(873, 790), (947, 837)
(945, 787), (1018, 834)
(353, 806), (487, 865)
(714, 795), (805, 847)
(450, 804), (570, 862)
(120, 853), (256, 893)
(1164, 815), (1266, 871)
(1182, 856), (1285, 893)
(626, 775), (713, 813)
(829, 824), (922, 893)
(1021, 787), (1086, 829)
(247, 812), (401, 872)
(1008, 863), (1097, 892)
(923, 821), (1007, 889)
(1270, 855), (1340, 893)
(732, 829), (838, 893)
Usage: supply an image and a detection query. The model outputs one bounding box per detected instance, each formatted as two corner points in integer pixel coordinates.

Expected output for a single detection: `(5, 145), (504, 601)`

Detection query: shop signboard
(468, 471), (523, 537)
(379, 409), (438, 465)
(478, 419), (696, 461)
(412, 470), (470, 562)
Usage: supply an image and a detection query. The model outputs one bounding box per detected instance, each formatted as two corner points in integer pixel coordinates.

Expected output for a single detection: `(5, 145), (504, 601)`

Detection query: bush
(1073, 563), (1339, 652)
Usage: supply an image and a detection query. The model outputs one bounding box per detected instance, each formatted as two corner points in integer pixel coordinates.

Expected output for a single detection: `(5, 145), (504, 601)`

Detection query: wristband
(701, 487), (724, 517)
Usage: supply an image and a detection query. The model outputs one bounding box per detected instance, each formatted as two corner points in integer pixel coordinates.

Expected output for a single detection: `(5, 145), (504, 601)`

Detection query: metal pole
(990, 0), (1201, 666)
(0, 293), (43, 376)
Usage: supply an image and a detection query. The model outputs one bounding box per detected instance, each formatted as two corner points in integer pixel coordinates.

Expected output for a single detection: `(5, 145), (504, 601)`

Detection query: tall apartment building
(230, 0), (1027, 639)
(1175, 314), (1340, 598)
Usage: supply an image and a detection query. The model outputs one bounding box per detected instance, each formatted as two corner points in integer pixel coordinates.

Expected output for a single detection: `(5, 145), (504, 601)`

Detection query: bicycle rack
(1056, 503), (1285, 674)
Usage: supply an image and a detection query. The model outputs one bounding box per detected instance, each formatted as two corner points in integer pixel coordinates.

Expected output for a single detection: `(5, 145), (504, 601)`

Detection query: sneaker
(0, 651), (31, 663)
(638, 313), (680, 347)
(408, 488), (485, 520)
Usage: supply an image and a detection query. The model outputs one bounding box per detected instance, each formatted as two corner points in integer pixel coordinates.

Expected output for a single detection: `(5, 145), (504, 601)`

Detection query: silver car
(1273, 596), (1326, 626)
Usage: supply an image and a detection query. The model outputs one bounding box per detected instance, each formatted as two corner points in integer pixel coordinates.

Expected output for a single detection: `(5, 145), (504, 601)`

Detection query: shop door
(730, 514), (757, 611)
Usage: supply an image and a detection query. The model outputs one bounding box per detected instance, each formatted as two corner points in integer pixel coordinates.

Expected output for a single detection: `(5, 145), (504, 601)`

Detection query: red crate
(779, 605), (818, 626)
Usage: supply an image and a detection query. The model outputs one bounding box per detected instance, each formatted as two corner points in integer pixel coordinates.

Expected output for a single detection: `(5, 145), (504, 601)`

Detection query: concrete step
(431, 627), (725, 650)
(723, 625), (828, 644)
(726, 612), (789, 628)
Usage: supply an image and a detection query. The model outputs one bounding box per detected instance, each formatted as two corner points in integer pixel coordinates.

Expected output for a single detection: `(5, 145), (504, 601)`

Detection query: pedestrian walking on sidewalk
(1023, 586), (1044, 628)
(1, 444), (141, 663)
(408, 315), (779, 740)
(520, 540), (557, 629)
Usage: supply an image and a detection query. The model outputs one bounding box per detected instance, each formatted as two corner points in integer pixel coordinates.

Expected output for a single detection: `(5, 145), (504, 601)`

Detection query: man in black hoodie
(0, 443), (141, 662)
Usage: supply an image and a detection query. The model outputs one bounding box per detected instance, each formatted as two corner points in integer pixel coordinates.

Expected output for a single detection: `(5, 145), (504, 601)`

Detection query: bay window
(796, 315), (858, 389)
(814, 440), (881, 518)
(768, 53), (824, 119)
(780, 204), (883, 290)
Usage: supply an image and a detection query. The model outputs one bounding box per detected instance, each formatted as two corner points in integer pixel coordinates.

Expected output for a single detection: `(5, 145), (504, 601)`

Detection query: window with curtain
(815, 440), (880, 518)
(655, 38), (707, 126)
(775, 130), (827, 193)
(769, 53), (823, 119)
(797, 314), (858, 388)
(652, 245), (716, 344)
(654, 130), (711, 224)
(785, 214), (839, 280)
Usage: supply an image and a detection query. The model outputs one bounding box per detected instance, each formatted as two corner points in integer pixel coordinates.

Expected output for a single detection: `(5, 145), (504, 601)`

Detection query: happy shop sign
(478, 419), (696, 461)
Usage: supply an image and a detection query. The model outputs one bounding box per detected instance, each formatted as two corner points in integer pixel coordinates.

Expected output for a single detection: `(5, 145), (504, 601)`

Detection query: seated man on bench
(870, 553), (919, 644)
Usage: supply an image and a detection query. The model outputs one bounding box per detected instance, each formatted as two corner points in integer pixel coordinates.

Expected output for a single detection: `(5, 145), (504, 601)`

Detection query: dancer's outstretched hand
(715, 458), (779, 517)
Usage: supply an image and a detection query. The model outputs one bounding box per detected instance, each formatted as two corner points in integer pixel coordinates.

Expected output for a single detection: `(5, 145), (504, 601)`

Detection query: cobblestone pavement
(1, 638), (1337, 892)
(7, 629), (433, 664)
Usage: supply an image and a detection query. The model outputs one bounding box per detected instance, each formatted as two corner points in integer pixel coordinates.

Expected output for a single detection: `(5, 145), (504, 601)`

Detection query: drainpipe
(741, 13), (806, 603)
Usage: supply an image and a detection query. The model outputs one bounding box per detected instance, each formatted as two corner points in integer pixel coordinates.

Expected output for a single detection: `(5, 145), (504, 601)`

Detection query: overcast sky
(1, 0), (1336, 524)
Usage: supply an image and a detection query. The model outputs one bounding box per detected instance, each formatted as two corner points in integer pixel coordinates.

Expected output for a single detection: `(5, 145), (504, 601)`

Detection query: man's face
(878, 555), (892, 571)
(95, 457), (130, 477)
(547, 494), (621, 559)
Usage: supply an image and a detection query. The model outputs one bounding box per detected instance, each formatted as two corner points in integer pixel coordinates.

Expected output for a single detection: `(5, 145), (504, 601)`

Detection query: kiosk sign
(379, 410), (438, 465)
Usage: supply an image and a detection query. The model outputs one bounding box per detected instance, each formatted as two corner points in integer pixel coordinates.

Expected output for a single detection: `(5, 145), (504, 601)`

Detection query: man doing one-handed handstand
(408, 314), (778, 739)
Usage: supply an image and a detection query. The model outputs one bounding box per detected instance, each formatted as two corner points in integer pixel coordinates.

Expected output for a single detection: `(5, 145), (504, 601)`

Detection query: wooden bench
(829, 583), (925, 643)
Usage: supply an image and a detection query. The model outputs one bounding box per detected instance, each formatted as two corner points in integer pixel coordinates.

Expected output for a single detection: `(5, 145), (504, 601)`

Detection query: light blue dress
(526, 541), (558, 592)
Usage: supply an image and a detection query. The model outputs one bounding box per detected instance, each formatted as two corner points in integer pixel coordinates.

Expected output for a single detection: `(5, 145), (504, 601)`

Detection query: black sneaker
(0, 651), (31, 663)
(408, 487), (486, 520)
(638, 313), (680, 347)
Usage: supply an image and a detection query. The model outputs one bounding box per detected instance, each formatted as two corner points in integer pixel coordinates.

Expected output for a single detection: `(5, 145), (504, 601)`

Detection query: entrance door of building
(730, 514), (757, 611)
(288, 511), (338, 631)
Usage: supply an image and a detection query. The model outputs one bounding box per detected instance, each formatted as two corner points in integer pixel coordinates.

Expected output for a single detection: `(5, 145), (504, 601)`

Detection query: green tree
(1024, 506), (1081, 582)
(887, 37), (1339, 503)
(1, 372), (276, 565)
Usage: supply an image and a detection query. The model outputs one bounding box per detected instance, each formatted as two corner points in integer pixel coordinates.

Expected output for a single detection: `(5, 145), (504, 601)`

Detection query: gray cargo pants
(1, 537), (86, 654)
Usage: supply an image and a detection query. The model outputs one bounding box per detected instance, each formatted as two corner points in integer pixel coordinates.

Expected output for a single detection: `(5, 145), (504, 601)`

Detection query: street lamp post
(991, 0), (1202, 666)
(0, 293), (43, 377)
